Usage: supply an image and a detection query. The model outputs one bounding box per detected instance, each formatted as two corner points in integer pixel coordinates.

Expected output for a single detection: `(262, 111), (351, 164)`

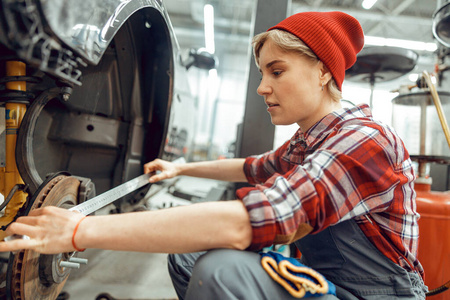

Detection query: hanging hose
(422, 70), (450, 149)
(426, 279), (450, 297)
(0, 184), (25, 212)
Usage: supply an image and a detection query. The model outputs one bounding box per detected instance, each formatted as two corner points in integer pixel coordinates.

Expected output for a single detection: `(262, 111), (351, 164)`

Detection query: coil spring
(0, 59), (41, 104)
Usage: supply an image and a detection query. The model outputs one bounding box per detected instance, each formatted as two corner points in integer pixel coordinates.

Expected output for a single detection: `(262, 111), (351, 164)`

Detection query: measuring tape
(4, 173), (152, 243)
(69, 173), (151, 215)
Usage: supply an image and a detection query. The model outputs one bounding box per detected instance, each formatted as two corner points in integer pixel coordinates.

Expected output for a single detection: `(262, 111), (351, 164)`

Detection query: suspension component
(0, 60), (30, 238)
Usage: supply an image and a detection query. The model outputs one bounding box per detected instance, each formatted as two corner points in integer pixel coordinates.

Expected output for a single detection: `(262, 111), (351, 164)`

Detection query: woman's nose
(257, 78), (271, 96)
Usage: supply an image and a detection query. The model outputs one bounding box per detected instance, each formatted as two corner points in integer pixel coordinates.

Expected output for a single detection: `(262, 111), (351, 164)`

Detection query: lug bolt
(60, 261), (80, 269)
(69, 257), (88, 264)
(62, 93), (70, 101)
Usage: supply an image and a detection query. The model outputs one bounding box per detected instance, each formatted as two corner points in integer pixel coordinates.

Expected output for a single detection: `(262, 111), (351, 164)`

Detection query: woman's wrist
(72, 215), (91, 251)
(72, 216), (87, 251)
(176, 162), (189, 176)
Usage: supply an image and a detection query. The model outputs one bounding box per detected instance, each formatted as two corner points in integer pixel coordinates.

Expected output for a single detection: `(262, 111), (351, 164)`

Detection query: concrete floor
(62, 249), (178, 300)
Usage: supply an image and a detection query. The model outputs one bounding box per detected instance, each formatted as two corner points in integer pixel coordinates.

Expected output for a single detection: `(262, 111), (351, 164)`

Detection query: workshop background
(164, 0), (439, 159)
(64, 0), (448, 299)
(0, 0), (448, 299)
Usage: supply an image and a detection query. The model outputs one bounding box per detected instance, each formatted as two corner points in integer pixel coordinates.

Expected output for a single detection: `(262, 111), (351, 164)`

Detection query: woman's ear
(318, 61), (333, 85)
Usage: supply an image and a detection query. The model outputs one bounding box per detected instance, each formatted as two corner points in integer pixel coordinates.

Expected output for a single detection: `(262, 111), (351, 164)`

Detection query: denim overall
(295, 219), (428, 299)
(168, 219), (427, 299)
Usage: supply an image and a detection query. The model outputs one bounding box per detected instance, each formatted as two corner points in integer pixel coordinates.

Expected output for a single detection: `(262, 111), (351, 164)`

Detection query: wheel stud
(59, 261), (80, 269)
(69, 257), (88, 264)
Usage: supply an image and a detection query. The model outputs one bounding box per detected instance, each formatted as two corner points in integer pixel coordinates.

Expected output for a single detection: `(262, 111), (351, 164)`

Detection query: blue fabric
(260, 251), (336, 298)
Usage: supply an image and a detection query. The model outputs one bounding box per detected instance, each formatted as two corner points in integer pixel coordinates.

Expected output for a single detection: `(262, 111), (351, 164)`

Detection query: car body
(0, 0), (199, 201)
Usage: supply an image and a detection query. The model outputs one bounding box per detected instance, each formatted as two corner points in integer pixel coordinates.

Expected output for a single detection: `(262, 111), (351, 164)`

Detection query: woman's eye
(273, 71), (282, 76)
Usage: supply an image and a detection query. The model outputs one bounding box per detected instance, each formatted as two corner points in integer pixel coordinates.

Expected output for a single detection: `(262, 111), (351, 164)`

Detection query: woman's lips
(267, 103), (279, 112)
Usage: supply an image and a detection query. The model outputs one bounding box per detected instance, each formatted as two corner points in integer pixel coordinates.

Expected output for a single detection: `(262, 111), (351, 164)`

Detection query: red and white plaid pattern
(237, 104), (424, 278)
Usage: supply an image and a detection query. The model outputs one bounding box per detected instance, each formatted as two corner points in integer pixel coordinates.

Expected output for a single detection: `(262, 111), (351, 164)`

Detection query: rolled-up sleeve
(243, 141), (291, 185)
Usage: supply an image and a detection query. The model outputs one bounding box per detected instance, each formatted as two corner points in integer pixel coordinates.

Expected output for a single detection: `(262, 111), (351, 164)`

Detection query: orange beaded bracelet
(72, 216), (87, 252)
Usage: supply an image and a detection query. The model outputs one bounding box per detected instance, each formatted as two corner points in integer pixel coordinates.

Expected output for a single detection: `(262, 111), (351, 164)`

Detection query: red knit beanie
(269, 11), (364, 90)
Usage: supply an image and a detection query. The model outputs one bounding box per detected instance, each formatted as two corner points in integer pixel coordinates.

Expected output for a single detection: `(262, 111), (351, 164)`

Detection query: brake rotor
(7, 174), (80, 300)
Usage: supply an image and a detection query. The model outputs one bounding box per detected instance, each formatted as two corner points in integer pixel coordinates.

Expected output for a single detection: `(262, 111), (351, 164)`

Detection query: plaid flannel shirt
(237, 104), (424, 277)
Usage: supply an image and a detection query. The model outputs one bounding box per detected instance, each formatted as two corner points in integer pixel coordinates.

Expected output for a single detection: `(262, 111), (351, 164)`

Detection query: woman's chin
(270, 118), (296, 126)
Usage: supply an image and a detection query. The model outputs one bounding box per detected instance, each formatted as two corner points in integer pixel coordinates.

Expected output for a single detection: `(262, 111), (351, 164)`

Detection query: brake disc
(7, 174), (80, 300)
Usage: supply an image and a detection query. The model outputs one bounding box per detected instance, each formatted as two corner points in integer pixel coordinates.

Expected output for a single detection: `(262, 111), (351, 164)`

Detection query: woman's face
(257, 38), (337, 131)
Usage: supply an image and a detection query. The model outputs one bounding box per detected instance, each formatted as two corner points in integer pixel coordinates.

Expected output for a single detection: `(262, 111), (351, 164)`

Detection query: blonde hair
(252, 30), (342, 102)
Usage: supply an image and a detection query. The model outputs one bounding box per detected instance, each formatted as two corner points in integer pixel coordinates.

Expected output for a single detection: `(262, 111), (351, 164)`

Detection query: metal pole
(237, 0), (291, 158)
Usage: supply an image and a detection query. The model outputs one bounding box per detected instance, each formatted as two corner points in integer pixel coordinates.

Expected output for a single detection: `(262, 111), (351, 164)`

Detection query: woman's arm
(79, 200), (252, 253)
(0, 200), (252, 254)
(144, 158), (247, 183)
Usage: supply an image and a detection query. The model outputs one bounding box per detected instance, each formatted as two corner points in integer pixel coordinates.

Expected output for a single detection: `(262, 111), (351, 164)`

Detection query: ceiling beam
(291, 4), (432, 26)
(366, 0), (416, 35)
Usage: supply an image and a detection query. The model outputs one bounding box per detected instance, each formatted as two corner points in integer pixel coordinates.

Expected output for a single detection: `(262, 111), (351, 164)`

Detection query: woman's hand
(144, 158), (181, 183)
(0, 206), (85, 254)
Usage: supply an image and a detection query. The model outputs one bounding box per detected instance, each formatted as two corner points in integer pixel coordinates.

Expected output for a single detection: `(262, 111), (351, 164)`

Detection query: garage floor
(62, 249), (177, 300)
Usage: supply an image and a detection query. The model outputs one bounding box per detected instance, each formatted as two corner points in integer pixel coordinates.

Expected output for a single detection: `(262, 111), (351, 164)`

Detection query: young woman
(0, 11), (428, 299)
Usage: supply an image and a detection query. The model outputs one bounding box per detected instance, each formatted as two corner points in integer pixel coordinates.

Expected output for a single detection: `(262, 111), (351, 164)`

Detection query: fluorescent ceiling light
(204, 4), (215, 54)
(362, 0), (378, 9)
(365, 35), (438, 52)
